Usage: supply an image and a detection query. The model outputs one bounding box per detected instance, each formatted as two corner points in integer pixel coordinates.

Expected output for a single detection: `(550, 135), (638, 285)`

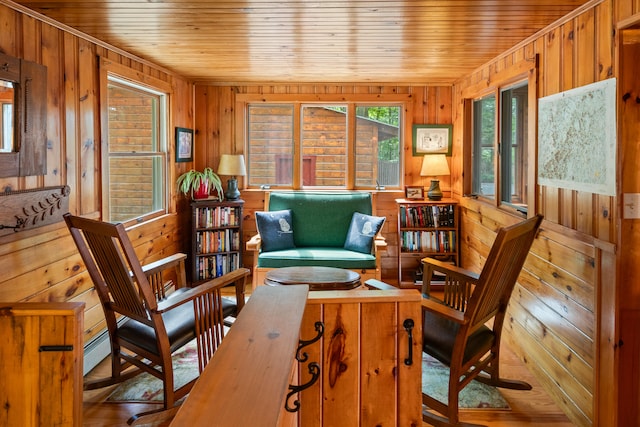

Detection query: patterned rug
(422, 352), (510, 409)
(108, 345), (508, 410)
(106, 341), (199, 403)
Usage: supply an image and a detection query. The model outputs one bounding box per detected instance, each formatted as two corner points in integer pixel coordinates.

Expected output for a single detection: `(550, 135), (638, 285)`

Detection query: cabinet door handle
(39, 345), (73, 352)
(403, 318), (414, 366)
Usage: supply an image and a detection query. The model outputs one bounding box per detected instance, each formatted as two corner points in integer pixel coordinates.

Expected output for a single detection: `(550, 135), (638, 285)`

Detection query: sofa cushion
(344, 212), (386, 254)
(257, 247), (377, 269)
(268, 192), (372, 248)
(255, 209), (295, 252)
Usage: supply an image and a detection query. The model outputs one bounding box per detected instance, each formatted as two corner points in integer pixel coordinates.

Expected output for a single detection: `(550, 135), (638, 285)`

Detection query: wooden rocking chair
(64, 213), (250, 424)
(419, 214), (543, 427)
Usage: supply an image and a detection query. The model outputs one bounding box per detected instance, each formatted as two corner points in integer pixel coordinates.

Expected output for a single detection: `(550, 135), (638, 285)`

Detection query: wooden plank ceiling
(11, 0), (591, 85)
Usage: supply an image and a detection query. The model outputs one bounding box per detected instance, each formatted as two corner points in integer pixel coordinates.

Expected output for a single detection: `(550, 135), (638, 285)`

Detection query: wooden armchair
(64, 214), (250, 424)
(419, 214), (543, 427)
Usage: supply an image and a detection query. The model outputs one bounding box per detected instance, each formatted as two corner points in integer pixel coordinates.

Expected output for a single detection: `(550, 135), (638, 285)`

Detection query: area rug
(107, 345), (508, 409)
(106, 341), (199, 403)
(422, 352), (510, 409)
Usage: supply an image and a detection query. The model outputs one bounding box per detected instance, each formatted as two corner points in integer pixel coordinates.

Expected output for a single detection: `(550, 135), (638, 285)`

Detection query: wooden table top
(170, 285), (309, 427)
(264, 266), (361, 291)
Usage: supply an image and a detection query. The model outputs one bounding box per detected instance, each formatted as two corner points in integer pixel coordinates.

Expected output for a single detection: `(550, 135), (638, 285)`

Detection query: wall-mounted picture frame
(175, 127), (194, 163)
(405, 186), (424, 200)
(412, 124), (452, 156)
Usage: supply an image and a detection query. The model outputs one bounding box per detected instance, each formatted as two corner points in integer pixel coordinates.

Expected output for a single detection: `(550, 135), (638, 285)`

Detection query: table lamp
(217, 154), (246, 200)
(420, 154), (450, 200)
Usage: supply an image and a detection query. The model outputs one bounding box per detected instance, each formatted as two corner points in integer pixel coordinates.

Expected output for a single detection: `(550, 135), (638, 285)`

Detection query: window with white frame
(104, 75), (168, 223)
(247, 103), (401, 189)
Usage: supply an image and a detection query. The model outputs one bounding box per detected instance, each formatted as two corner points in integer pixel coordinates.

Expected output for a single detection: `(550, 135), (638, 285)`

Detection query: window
(471, 81), (529, 211)
(500, 83), (528, 207)
(472, 94), (496, 198)
(1, 101), (11, 153)
(247, 103), (402, 189)
(104, 75), (168, 223)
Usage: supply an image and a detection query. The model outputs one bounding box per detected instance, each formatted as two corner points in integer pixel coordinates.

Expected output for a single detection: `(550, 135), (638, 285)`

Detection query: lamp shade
(217, 154), (246, 177)
(420, 154), (450, 177)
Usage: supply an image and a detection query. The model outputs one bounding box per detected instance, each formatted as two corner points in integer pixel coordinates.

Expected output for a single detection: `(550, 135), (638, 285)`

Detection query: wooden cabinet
(396, 198), (459, 287)
(171, 287), (422, 427)
(299, 289), (422, 426)
(0, 302), (84, 426)
(191, 199), (244, 283)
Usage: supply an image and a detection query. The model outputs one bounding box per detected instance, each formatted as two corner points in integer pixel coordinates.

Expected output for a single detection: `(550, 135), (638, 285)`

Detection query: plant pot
(193, 181), (209, 199)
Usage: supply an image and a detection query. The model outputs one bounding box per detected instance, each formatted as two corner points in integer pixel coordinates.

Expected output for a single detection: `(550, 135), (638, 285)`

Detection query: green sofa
(246, 191), (387, 289)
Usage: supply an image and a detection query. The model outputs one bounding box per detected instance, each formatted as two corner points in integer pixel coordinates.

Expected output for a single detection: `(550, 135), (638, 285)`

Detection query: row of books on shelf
(195, 206), (240, 228)
(196, 253), (240, 281)
(400, 230), (456, 253)
(399, 204), (455, 228)
(196, 229), (240, 254)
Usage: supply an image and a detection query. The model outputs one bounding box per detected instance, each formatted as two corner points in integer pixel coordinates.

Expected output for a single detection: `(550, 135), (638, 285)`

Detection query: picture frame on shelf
(412, 124), (452, 156)
(405, 186), (424, 200)
(175, 127), (194, 162)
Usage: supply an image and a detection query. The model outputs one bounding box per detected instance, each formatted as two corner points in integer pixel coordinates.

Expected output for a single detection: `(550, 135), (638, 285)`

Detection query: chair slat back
(65, 214), (155, 322)
(465, 215), (543, 329)
(193, 289), (226, 372)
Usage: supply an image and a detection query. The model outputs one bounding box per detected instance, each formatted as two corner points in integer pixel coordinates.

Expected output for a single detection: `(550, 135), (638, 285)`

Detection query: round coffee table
(264, 266), (361, 291)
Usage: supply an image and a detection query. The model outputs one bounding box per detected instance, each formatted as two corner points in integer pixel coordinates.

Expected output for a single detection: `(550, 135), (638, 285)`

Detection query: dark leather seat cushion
(118, 288), (238, 355)
(422, 309), (495, 366)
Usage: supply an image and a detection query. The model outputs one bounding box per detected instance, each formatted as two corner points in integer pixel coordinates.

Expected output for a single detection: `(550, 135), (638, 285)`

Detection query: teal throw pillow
(344, 212), (385, 254)
(256, 209), (295, 252)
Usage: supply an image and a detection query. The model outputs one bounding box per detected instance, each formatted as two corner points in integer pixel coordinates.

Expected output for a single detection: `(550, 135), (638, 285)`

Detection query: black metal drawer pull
(403, 318), (414, 366)
(39, 345), (73, 352)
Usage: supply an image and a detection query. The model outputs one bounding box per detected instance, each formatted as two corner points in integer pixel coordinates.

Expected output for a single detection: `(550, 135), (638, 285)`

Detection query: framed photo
(175, 127), (194, 162)
(412, 124), (452, 156)
(405, 186), (424, 200)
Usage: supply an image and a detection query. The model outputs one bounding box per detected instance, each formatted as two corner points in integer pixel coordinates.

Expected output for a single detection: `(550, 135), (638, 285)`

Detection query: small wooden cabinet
(0, 302), (84, 426)
(191, 199), (244, 283)
(396, 198), (459, 287)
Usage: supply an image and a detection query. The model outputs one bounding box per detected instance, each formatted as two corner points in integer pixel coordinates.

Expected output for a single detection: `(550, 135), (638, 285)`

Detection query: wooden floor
(82, 342), (575, 426)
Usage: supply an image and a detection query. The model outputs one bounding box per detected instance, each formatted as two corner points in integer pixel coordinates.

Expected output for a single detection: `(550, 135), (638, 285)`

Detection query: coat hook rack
(0, 222), (22, 231)
(0, 185), (70, 238)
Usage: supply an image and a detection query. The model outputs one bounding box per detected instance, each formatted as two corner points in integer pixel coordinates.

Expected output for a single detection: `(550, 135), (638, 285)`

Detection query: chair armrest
(156, 268), (250, 314)
(373, 234), (387, 252)
(422, 257), (480, 281)
(142, 253), (187, 278)
(364, 279), (397, 290)
(422, 257), (479, 311)
(422, 296), (466, 324)
(142, 253), (188, 301)
(246, 234), (262, 251)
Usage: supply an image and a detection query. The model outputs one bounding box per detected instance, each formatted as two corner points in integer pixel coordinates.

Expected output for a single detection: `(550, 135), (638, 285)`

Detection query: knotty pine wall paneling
(617, 14), (640, 426)
(451, 0), (638, 425)
(0, 3), (194, 347)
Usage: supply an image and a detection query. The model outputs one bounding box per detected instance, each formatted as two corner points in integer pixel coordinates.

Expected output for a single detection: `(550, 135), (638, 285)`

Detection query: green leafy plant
(176, 167), (223, 199)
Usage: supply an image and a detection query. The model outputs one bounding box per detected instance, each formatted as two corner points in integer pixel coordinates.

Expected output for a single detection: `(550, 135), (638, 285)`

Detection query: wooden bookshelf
(396, 198), (459, 288)
(191, 199), (244, 283)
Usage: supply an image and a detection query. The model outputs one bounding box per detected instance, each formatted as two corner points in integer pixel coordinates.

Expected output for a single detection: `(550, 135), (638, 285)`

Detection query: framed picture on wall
(405, 186), (424, 200)
(175, 127), (193, 162)
(412, 124), (452, 156)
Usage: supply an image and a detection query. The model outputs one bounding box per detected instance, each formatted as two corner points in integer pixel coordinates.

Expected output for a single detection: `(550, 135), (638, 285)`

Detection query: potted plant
(176, 167), (224, 200)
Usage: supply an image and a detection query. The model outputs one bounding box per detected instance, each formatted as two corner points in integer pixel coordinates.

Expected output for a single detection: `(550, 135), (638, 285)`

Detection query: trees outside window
(471, 81), (529, 212)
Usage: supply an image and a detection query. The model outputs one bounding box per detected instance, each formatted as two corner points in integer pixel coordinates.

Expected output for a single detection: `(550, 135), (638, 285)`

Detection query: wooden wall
(617, 12), (640, 427)
(452, 0), (639, 425)
(0, 3), (195, 345)
(2, 0), (640, 425)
